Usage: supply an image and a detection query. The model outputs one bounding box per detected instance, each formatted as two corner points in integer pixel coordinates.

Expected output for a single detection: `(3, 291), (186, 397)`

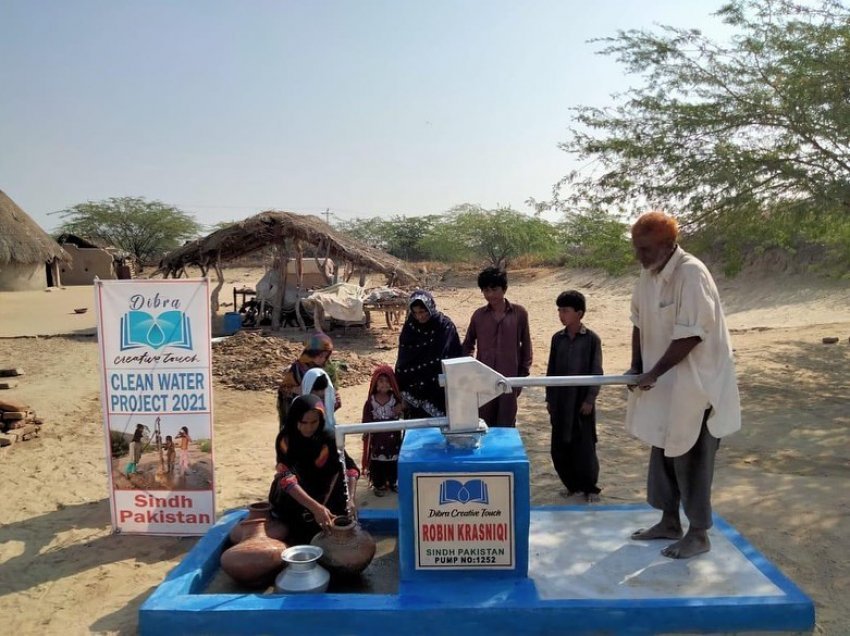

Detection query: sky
(1, 1), (730, 232)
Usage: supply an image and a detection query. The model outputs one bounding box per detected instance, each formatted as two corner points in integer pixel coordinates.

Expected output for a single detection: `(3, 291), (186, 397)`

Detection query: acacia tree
(559, 209), (635, 275)
(336, 214), (441, 260)
(421, 204), (558, 267)
(334, 216), (388, 249)
(558, 0), (850, 235)
(55, 197), (202, 265)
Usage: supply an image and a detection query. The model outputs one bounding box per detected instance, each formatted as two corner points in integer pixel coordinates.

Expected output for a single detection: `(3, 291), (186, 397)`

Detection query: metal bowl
(281, 544), (323, 564)
(276, 545), (329, 594)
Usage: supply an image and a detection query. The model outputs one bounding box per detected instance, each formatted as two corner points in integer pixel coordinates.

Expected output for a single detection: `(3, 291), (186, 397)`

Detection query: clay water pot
(275, 545), (330, 594)
(220, 518), (287, 588)
(310, 516), (376, 577)
(228, 501), (288, 545)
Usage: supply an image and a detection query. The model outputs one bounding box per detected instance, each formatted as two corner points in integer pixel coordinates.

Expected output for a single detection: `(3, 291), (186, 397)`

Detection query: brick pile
(0, 396), (42, 447)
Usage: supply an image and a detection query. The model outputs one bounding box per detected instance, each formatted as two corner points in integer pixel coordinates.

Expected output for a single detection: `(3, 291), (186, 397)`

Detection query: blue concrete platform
(139, 505), (814, 635)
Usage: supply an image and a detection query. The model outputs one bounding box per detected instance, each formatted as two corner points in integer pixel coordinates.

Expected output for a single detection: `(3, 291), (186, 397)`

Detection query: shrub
(110, 430), (128, 458)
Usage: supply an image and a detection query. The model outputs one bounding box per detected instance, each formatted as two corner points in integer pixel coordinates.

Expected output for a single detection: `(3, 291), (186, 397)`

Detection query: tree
(55, 197), (202, 265)
(381, 215), (442, 261)
(558, 209), (635, 275)
(334, 216), (389, 250)
(421, 204), (558, 267)
(335, 214), (441, 260)
(558, 0), (850, 236)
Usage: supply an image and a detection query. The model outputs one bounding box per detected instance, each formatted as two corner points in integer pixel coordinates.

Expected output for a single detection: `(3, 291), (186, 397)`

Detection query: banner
(95, 279), (215, 535)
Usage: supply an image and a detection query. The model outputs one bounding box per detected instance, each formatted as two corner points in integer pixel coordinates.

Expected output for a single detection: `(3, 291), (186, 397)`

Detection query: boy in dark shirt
(546, 290), (603, 502)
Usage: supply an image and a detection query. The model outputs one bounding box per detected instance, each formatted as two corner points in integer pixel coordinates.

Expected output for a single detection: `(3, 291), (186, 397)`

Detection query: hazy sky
(1, 1), (729, 232)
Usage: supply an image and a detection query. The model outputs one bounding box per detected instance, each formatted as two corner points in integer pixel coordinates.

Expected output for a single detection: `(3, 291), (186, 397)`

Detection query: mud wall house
(55, 234), (118, 285)
(0, 189), (67, 291)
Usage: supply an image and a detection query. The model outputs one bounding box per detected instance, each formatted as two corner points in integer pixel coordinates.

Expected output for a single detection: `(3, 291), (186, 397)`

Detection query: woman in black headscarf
(394, 290), (463, 419)
(268, 394), (359, 544)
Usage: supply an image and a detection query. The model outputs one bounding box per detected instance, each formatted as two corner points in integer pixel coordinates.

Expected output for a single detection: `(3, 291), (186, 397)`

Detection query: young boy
(462, 266), (532, 427)
(164, 435), (176, 473)
(546, 290), (603, 502)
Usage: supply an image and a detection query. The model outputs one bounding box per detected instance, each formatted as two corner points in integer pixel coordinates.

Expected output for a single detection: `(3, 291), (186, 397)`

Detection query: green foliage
(337, 205), (637, 272)
(335, 216), (387, 248)
(197, 439), (212, 453)
(687, 200), (850, 276)
(559, 210), (636, 275)
(110, 430), (128, 458)
(418, 204), (559, 267)
(55, 197), (202, 265)
(335, 215), (440, 260)
(324, 359), (342, 387)
(558, 0), (850, 245)
(383, 215), (442, 261)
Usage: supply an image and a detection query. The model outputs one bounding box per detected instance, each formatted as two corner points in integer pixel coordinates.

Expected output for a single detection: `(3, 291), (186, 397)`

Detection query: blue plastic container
(222, 311), (242, 335)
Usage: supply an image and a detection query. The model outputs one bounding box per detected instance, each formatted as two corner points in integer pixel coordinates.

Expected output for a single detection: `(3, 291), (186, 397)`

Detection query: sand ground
(0, 266), (849, 634)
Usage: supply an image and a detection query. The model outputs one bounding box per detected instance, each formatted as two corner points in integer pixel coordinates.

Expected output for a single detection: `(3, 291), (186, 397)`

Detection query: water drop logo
(439, 479), (489, 505)
(120, 310), (193, 351)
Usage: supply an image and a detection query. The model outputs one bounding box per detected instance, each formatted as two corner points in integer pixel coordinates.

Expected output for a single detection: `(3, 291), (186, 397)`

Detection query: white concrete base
(530, 507), (784, 600)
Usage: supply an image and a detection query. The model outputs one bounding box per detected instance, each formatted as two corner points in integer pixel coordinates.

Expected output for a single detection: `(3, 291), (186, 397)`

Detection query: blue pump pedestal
(397, 427), (529, 582)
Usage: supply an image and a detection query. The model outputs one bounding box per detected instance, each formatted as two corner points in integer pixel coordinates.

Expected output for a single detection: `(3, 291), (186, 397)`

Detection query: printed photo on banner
(96, 278), (215, 535)
(110, 414), (213, 491)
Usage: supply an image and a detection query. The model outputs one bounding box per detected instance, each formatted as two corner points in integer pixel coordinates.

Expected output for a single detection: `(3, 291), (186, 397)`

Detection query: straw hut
(0, 189), (67, 291)
(156, 210), (418, 328)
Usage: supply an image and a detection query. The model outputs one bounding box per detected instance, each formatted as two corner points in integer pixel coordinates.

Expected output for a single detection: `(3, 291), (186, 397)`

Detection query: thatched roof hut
(156, 210), (418, 326)
(0, 189), (67, 290)
(55, 232), (109, 250)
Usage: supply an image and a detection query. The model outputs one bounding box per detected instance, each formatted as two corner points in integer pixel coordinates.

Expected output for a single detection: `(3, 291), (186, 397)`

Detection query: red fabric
(276, 462), (299, 491)
(360, 365), (403, 472)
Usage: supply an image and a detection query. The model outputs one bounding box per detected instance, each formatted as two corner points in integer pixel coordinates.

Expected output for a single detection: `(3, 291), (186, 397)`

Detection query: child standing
(277, 332), (334, 430)
(301, 367), (341, 434)
(131, 423), (145, 464)
(164, 435), (176, 473)
(361, 365), (404, 496)
(546, 290), (604, 503)
(176, 426), (192, 476)
(462, 266), (532, 427)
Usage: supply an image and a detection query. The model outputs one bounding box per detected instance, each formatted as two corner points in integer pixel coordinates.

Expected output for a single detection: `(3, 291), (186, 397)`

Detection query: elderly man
(626, 211), (741, 559)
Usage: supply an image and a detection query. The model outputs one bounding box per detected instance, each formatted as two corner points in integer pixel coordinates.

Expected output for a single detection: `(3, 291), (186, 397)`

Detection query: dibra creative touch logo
(120, 310), (193, 351)
(439, 478), (489, 505)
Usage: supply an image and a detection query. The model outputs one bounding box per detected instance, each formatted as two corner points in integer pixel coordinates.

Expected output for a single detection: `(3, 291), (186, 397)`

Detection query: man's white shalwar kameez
(626, 247), (741, 457)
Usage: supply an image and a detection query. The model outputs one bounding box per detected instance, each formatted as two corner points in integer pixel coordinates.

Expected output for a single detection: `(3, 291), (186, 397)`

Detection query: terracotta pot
(310, 516), (376, 577)
(220, 518), (287, 588)
(228, 501), (288, 544)
(275, 545), (330, 594)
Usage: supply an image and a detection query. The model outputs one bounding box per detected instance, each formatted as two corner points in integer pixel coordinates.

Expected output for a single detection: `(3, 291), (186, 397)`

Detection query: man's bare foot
(661, 528), (710, 559)
(586, 492), (601, 503)
(631, 512), (683, 540)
